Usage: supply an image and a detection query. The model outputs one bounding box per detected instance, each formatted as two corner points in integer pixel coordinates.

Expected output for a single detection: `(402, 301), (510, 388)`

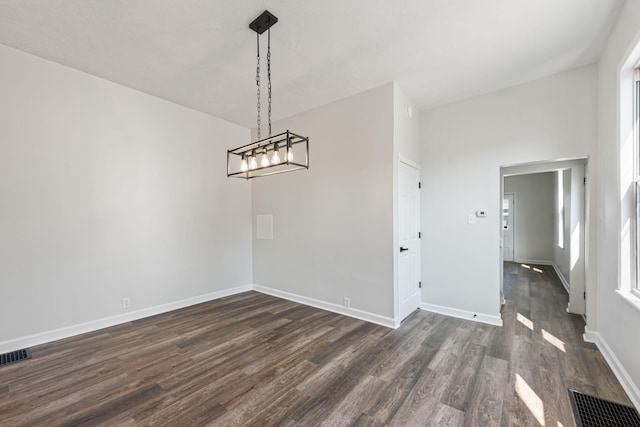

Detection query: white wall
(252, 83), (395, 323)
(0, 44), (252, 345)
(420, 64), (597, 322)
(591, 0), (640, 407)
(503, 172), (555, 262)
(393, 83), (420, 165)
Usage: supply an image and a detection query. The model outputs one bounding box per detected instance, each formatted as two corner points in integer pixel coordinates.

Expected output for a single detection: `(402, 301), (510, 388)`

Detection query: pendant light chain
(256, 33), (261, 141)
(267, 27), (272, 137)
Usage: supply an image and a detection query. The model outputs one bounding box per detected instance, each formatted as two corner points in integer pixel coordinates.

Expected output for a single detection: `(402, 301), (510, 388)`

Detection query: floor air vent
(569, 389), (640, 427)
(0, 348), (32, 367)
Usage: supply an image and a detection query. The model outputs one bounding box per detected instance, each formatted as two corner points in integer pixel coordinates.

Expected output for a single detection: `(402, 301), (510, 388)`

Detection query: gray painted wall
(0, 44), (252, 343)
(504, 172), (556, 262)
(252, 83), (396, 320)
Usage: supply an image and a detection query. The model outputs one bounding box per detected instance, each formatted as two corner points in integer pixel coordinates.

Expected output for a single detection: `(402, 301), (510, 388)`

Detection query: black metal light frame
(227, 130), (309, 179)
(227, 10), (310, 180)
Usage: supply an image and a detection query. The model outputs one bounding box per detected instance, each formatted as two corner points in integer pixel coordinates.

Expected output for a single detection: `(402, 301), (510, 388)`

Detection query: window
(557, 170), (564, 249)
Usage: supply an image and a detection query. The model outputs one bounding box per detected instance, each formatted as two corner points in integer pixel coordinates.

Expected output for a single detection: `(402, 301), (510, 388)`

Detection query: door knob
(400, 247), (409, 252)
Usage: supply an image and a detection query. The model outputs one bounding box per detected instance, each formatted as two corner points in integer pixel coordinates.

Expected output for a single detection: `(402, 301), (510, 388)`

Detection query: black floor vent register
(569, 389), (640, 427)
(0, 348), (32, 367)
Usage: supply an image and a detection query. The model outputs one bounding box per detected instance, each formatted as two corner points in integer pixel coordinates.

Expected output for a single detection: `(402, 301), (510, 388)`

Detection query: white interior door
(502, 193), (515, 262)
(398, 161), (421, 321)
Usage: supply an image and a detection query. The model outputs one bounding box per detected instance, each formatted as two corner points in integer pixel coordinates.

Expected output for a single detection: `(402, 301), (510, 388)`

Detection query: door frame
(394, 154), (422, 326)
(499, 157), (589, 315)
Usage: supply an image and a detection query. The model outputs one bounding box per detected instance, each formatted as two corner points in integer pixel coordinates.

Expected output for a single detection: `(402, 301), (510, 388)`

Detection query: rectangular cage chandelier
(227, 130), (309, 179)
(227, 10), (309, 180)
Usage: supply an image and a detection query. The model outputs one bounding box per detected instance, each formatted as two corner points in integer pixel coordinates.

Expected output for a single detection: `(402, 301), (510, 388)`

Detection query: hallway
(498, 261), (632, 425)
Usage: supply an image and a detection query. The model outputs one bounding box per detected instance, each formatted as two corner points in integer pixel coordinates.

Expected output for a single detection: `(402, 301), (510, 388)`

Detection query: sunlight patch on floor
(541, 329), (566, 353)
(517, 313), (534, 330)
(515, 374), (546, 426)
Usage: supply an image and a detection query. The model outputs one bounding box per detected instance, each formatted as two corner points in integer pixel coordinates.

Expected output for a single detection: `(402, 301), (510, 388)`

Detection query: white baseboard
(0, 285), (252, 354)
(550, 264), (570, 294)
(421, 303), (503, 327)
(514, 258), (570, 294)
(2, 284), (506, 354)
(583, 327), (640, 410)
(253, 284), (397, 329)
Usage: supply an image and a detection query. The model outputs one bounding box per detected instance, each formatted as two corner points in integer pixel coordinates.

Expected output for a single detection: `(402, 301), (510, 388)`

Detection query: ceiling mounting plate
(249, 10), (278, 34)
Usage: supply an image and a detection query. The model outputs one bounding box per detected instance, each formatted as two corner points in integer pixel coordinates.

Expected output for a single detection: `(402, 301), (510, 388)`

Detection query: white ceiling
(0, 0), (623, 128)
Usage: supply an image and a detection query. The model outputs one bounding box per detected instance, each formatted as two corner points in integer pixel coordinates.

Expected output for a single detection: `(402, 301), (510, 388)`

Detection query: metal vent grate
(0, 348), (32, 367)
(569, 389), (640, 427)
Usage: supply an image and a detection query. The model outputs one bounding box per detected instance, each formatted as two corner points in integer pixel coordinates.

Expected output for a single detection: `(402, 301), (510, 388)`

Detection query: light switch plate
(468, 214), (476, 224)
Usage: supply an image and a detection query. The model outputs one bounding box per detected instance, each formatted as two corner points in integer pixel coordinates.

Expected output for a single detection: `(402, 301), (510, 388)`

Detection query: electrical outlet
(122, 297), (131, 309)
(343, 297), (350, 308)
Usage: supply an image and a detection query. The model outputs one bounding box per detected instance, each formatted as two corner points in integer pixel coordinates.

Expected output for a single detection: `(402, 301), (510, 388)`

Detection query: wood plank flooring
(0, 262), (632, 426)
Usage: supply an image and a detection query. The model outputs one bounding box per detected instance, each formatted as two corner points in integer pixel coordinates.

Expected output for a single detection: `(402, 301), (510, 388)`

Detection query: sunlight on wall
(515, 374), (546, 426)
(570, 223), (580, 270)
(621, 217), (631, 291)
(618, 60), (636, 292)
(541, 329), (566, 353)
(620, 130), (634, 198)
(557, 170), (564, 249)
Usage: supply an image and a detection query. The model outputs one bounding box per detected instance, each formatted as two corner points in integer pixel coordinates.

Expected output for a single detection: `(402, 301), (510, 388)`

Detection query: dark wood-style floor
(0, 262), (632, 426)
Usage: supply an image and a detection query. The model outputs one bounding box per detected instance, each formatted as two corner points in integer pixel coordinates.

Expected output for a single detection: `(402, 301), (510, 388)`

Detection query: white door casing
(398, 160), (421, 321)
(502, 193), (515, 262)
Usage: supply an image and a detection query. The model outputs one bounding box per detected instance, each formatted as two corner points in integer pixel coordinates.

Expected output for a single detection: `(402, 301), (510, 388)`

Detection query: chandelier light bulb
(260, 147), (270, 167)
(240, 154), (248, 172)
(249, 150), (258, 169)
(271, 143), (281, 164)
(287, 146), (294, 162)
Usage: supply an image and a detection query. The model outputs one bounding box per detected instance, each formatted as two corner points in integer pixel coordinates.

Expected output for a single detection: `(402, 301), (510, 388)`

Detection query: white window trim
(635, 68), (640, 294)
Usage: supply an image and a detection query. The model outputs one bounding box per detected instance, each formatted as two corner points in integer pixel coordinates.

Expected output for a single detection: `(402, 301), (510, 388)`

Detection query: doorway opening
(500, 158), (588, 316)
